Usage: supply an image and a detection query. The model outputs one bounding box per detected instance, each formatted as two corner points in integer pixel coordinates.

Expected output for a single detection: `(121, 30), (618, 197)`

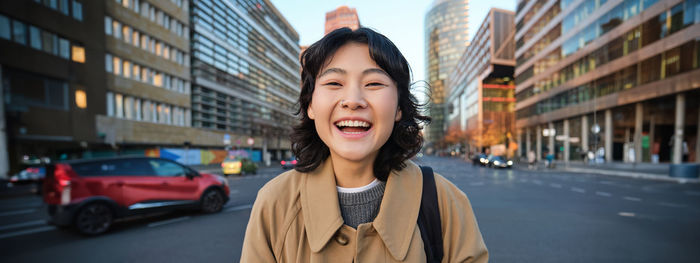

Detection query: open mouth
(334, 119), (372, 134)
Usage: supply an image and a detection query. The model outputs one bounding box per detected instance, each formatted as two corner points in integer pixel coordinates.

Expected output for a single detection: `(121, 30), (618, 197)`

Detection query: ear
(307, 103), (315, 120)
(395, 108), (402, 122)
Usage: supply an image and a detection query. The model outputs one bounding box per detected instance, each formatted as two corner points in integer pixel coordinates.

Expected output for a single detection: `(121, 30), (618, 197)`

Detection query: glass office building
(190, 0), (300, 156)
(515, 0), (700, 164)
(425, 0), (470, 146)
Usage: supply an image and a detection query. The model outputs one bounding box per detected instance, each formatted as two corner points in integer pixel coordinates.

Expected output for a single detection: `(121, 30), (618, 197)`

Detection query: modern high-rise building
(514, 0), (700, 164)
(424, 0), (470, 146)
(190, 0), (301, 160)
(1, 0), (101, 176)
(324, 6), (360, 35)
(446, 8), (516, 156)
(100, 0), (197, 150)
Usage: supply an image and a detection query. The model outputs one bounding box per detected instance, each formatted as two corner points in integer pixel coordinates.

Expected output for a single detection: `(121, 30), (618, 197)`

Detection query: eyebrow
(318, 67), (390, 78)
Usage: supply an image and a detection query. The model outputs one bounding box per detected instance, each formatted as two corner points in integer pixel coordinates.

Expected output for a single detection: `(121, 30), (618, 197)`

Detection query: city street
(1, 156), (699, 262)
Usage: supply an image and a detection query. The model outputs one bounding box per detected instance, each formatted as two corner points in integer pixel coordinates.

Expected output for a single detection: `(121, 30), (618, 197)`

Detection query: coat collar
(300, 158), (423, 261)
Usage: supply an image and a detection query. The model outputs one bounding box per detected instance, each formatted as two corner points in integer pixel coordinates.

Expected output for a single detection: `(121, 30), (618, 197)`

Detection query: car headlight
(493, 161), (501, 165)
(480, 158), (487, 163)
(507, 161), (513, 166)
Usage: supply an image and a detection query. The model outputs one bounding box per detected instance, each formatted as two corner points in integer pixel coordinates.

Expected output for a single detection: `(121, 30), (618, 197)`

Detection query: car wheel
(200, 189), (225, 213)
(74, 202), (113, 235)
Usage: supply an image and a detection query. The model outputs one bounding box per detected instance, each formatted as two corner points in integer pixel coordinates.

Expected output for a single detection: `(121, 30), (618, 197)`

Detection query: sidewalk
(530, 160), (700, 184)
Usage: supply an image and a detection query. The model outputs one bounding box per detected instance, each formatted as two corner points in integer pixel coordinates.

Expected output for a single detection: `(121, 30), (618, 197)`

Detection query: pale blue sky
(269, 0), (516, 82)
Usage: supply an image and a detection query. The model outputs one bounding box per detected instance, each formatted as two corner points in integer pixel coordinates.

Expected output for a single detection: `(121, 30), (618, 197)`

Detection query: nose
(340, 87), (367, 110)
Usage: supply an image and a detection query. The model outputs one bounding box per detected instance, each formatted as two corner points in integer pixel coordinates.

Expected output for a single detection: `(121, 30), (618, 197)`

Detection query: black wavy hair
(291, 27), (431, 181)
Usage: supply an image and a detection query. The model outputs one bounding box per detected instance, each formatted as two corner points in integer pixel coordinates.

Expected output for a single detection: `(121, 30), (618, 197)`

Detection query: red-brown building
(324, 6), (360, 35)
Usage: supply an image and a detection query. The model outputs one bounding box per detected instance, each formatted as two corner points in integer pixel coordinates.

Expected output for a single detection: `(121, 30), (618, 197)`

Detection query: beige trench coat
(240, 158), (488, 262)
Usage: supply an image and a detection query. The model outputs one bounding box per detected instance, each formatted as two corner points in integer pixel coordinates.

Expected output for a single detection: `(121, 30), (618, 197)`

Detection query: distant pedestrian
(527, 150), (536, 169)
(240, 28), (487, 262)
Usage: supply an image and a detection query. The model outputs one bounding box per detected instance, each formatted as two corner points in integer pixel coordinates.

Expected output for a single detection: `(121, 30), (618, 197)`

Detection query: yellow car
(221, 156), (242, 176)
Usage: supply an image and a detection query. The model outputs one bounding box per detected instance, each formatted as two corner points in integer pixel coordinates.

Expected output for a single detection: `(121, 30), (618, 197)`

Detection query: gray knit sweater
(337, 180), (386, 229)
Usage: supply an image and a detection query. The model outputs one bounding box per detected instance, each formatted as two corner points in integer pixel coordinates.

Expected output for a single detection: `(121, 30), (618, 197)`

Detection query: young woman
(241, 27), (488, 262)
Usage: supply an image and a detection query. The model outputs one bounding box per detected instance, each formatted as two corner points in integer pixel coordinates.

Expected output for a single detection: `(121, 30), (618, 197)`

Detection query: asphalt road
(1, 156), (699, 262)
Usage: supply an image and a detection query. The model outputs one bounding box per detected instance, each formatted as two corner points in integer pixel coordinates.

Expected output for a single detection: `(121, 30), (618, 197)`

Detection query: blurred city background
(0, 0), (699, 262)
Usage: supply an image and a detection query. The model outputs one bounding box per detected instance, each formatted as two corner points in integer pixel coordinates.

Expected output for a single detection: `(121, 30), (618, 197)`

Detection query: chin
(332, 147), (375, 162)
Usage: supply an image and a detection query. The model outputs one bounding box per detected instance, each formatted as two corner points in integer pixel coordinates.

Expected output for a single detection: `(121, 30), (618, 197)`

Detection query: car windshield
(224, 156), (240, 162)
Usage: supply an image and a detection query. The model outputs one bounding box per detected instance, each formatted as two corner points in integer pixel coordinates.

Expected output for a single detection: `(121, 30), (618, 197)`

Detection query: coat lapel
(301, 158), (344, 252)
(372, 160), (423, 261)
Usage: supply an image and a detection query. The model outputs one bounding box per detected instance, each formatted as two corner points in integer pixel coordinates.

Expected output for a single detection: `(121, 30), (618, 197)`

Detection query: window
(134, 0), (140, 13)
(155, 41), (162, 56)
(113, 21), (121, 39)
(133, 64), (140, 80)
(105, 16), (112, 35)
(113, 56), (121, 75)
(4, 67), (69, 110)
(72, 159), (154, 176)
(12, 20), (26, 45)
(123, 60), (131, 78)
(75, 90), (87, 109)
(115, 93), (124, 118)
(125, 96), (134, 119)
(58, 38), (70, 59)
(0, 14), (10, 40)
(154, 72), (163, 87)
(107, 92), (114, 116)
(132, 31), (139, 47)
(148, 159), (186, 177)
(29, 26), (41, 49)
(122, 0), (130, 8)
(59, 0), (70, 15)
(163, 45), (170, 59)
(105, 54), (113, 72)
(41, 31), (53, 53)
(135, 98), (141, 120)
(141, 34), (147, 50)
(72, 1), (83, 21)
(122, 25), (131, 44)
(142, 100), (151, 121)
(71, 45), (85, 63)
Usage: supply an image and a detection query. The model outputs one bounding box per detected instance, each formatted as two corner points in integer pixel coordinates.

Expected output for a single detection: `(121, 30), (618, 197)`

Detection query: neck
(330, 152), (377, 188)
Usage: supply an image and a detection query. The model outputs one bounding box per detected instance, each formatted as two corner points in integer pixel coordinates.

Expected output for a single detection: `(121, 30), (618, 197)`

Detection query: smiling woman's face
(308, 42), (401, 163)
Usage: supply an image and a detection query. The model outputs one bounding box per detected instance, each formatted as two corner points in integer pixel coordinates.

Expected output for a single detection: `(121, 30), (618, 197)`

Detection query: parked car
(281, 157), (297, 169)
(42, 157), (230, 235)
(9, 167), (46, 185)
(221, 156), (242, 176)
(472, 154), (489, 166)
(487, 156), (513, 169)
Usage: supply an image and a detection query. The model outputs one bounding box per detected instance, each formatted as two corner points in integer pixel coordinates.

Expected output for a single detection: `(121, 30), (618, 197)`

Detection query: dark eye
(324, 82), (341, 86)
(367, 82), (385, 87)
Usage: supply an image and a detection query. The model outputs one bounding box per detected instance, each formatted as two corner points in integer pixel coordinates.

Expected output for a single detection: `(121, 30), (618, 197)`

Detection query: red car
(43, 157), (229, 235)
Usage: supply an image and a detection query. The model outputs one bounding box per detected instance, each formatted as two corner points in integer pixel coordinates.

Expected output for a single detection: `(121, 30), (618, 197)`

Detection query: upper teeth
(336, 120), (370, 127)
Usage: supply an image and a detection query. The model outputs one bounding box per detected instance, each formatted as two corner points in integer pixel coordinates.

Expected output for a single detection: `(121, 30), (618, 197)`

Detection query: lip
(333, 117), (373, 139)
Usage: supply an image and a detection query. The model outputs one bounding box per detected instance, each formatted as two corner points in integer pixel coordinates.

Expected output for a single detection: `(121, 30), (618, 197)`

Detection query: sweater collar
(301, 158), (422, 261)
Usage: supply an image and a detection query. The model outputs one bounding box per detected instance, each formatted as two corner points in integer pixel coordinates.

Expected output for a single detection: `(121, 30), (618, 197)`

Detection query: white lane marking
(595, 192), (612, 197)
(0, 220), (47, 231)
(0, 209), (36, 217)
(469, 182), (485, 186)
(0, 226), (56, 240)
(549, 183), (562, 188)
(623, 196), (642, 202)
(618, 212), (636, 217)
(532, 180), (543, 185)
(571, 187), (586, 193)
(224, 204), (253, 213)
(657, 202), (686, 208)
(147, 216), (191, 228)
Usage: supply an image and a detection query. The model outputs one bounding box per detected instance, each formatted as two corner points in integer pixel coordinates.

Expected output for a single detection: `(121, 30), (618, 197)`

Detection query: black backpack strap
(417, 166), (444, 263)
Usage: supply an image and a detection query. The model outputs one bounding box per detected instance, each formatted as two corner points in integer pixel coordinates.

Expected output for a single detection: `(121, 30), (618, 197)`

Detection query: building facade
(514, 0), (700, 164)
(1, 0), (102, 176)
(424, 0), (470, 146)
(190, 0), (300, 160)
(324, 5), (360, 35)
(446, 8), (516, 156)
